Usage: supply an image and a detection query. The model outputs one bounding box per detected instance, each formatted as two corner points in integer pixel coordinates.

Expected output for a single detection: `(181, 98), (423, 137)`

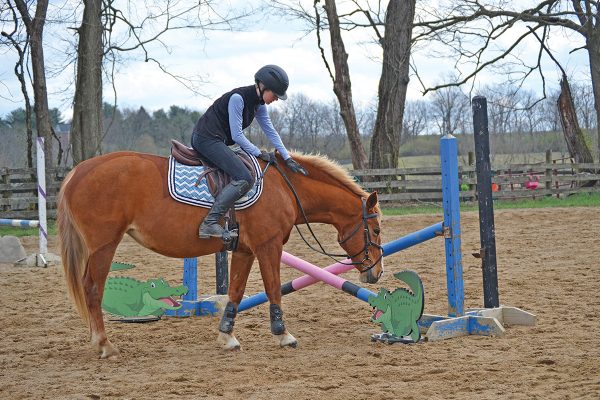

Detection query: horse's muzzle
(360, 259), (384, 284)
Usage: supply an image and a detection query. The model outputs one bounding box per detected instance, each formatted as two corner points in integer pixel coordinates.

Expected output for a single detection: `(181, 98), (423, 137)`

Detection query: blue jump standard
(163, 258), (221, 317)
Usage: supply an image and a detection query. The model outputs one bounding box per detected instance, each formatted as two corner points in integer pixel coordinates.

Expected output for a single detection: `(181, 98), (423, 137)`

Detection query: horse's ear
(366, 191), (378, 210)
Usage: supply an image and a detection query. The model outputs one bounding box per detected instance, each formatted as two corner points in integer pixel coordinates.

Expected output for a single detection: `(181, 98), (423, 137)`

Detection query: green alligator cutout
(368, 270), (424, 343)
(102, 262), (188, 317)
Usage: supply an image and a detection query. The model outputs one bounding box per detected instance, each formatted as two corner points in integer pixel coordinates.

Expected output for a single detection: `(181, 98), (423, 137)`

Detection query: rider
(191, 64), (308, 239)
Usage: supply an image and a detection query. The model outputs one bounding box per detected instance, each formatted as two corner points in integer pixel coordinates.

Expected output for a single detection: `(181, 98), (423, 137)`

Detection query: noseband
(337, 197), (384, 273)
(269, 162), (383, 273)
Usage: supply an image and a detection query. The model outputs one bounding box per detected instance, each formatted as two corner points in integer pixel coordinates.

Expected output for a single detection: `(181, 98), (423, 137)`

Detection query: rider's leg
(192, 135), (255, 238)
(199, 179), (250, 238)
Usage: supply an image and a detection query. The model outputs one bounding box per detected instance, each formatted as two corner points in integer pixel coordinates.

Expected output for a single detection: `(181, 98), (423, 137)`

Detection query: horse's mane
(289, 152), (369, 199)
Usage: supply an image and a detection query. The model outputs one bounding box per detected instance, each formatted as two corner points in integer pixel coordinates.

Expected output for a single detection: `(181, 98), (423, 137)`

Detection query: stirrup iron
(222, 219), (239, 243)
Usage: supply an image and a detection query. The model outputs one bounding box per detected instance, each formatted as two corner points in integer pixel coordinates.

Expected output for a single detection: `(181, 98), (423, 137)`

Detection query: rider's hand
(285, 157), (308, 176)
(258, 151), (276, 164)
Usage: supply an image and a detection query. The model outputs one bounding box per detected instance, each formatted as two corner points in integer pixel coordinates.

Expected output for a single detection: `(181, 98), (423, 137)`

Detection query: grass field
(0, 225), (49, 237)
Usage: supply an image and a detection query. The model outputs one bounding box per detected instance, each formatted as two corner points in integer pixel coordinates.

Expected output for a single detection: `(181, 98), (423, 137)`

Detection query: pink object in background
(525, 175), (540, 190)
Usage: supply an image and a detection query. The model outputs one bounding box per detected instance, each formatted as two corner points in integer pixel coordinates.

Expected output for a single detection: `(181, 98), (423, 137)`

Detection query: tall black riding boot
(199, 180), (250, 239)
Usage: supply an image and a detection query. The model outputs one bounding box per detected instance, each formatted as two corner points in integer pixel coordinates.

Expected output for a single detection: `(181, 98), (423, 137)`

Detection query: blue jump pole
(381, 222), (443, 255)
(0, 219), (40, 228)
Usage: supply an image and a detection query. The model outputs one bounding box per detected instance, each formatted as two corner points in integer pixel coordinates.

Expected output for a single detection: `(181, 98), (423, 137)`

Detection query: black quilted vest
(192, 85), (262, 145)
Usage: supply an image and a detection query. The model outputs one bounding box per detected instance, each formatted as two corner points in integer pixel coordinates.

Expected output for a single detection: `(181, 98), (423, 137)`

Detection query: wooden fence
(0, 167), (70, 219)
(352, 157), (600, 204)
(2, 158), (600, 218)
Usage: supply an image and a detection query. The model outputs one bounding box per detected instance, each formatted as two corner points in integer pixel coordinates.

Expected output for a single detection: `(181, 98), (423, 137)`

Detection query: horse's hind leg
(255, 240), (297, 348)
(83, 242), (120, 359)
(218, 250), (254, 351)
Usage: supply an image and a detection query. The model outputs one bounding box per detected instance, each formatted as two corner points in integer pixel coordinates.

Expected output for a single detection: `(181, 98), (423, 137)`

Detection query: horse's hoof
(218, 331), (241, 351)
(227, 344), (241, 352)
(93, 336), (119, 359)
(99, 345), (120, 359)
(275, 332), (298, 348)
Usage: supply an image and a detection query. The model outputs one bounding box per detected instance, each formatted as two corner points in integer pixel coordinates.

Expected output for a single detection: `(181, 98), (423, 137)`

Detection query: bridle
(337, 197), (384, 273)
(265, 161), (384, 274)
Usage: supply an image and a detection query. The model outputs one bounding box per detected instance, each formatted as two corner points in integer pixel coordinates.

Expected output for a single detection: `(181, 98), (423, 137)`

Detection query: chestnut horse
(58, 151), (383, 358)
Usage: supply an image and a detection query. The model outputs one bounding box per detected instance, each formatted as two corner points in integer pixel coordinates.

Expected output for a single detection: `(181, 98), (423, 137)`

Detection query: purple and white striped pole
(36, 137), (48, 258)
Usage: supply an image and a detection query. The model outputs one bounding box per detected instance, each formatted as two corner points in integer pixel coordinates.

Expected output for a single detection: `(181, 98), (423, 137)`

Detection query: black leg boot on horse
(199, 179), (251, 239)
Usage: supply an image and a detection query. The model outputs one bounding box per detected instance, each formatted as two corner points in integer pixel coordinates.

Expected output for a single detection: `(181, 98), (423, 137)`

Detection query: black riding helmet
(254, 65), (289, 100)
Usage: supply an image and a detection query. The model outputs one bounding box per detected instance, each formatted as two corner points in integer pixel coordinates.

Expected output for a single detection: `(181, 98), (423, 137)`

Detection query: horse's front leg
(218, 250), (254, 351)
(256, 240), (297, 348)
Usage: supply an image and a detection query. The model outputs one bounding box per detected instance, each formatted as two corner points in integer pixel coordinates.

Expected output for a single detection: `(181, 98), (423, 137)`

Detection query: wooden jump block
(466, 306), (537, 326)
(417, 314), (505, 342)
(415, 306), (537, 342)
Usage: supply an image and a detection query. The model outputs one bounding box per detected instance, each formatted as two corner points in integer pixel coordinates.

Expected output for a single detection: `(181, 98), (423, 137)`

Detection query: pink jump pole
(237, 253), (368, 312)
(238, 256), (354, 312)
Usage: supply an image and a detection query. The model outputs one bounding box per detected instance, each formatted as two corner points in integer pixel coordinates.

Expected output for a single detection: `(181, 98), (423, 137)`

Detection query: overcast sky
(0, 1), (591, 120)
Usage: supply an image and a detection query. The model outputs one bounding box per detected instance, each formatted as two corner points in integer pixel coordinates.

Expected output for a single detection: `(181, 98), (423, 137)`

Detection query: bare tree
(70, 0), (253, 164)
(356, 102), (377, 139)
(429, 84), (470, 136)
(571, 82), (597, 133)
(280, 93), (313, 150)
(272, 0), (417, 169)
(558, 73), (594, 164)
(321, 99), (347, 155)
(71, 0), (103, 164)
(4, 0), (55, 169)
(536, 90), (562, 133)
(315, 0), (368, 169)
(413, 0), (600, 161)
(369, 0), (416, 169)
(402, 100), (429, 139)
(1, 1), (34, 167)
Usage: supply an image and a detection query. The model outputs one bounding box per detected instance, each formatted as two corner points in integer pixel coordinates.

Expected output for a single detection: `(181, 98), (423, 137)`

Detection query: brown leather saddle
(170, 139), (257, 197)
(170, 139), (258, 250)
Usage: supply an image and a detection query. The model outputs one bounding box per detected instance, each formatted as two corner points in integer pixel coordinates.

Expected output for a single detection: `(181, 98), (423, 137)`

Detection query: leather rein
(263, 161), (383, 274)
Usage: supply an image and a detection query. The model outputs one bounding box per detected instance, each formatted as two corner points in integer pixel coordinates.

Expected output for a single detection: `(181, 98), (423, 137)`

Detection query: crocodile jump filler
(368, 270), (424, 343)
(102, 262), (188, 318)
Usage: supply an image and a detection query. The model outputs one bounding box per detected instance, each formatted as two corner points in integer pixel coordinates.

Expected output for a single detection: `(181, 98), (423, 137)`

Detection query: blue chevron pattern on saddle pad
(167, 155), (263, 210)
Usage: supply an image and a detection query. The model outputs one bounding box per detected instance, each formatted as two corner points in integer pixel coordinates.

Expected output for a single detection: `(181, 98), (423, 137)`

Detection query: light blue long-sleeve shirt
(228, 93), (290, 160)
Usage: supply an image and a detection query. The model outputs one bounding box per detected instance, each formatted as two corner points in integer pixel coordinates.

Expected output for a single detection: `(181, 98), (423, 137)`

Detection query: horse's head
(337, 192), (384, 284)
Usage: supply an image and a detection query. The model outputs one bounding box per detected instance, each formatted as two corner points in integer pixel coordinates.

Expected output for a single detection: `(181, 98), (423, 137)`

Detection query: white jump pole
(36, 137), (48, 265)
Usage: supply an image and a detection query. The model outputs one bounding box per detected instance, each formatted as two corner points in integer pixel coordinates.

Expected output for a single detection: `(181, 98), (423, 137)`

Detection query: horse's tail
(57, 170), (90, 326)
